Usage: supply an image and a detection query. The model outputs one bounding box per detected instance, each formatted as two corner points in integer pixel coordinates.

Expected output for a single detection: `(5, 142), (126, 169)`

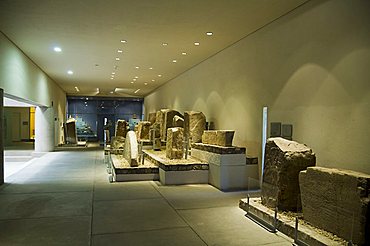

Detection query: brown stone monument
(261, 137), (316, 211)
(150, 123), (161, 150)
(184, 111), (206, 143)
(300, 167), (370, 245)
(202, 130), (235, 147)
(115, 119), (128, 137)
(166, 127), (184, 159)
(123, 131), (139, 167)
(148, 112), (156, 125)
(65, 118), (77, 144)
(137, 121), (151, 140)
(162, 110), (183, 141)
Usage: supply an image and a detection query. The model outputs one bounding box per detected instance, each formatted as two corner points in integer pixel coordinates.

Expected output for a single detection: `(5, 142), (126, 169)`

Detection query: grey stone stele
(147, 112), (156, 125)
(162, 110), (183, 141)
(123, 131), (139, 167)
(202, 130), (235, 147)
(115, 119), (128, 137)
(137, 121), (151, 140)
(65, 119), (77, 144)
(300, 167), (370, 245)
(184, 111), (206, 143)
(166, 127), (184, 159)
(261, 137), (316, 211)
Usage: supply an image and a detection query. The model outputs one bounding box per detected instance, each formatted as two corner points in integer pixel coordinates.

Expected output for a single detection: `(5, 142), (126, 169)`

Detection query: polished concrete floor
(0, 149), (292, 246)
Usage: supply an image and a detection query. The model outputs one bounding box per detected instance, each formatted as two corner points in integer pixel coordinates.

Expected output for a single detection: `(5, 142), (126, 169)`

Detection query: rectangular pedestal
(114, 173), (159, 182)
(209, 163), (259, 191)
(159, 168), (208, 185)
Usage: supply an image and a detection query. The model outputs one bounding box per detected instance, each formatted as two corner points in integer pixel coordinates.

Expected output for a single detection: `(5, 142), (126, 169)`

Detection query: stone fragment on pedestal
(261, 137), (316, 211)
(115, 120), (128, 137)
(162, 110), (183, 141)
(137, 121), (151, 140)
(184, 111), (206, 143)
(111, 136), (125, 149)
(166, 127), (184, 159)
(300, 167), (370, 245)
(148, 112), (156, 125)
(65, 119), (77, 144)
(156, 109), (169, 141)
(123, 131), (139, 167)
(202, 130), (235, 147)
(150, 123), (161, 151)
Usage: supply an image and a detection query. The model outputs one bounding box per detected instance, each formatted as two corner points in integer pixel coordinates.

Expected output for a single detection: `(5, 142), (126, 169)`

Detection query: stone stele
(111, 136), (125, 150)
(261, 137), (316, 211)
(156, 109), (169, 141)
(162, 110), (183, 141)
(115, 119), (128, 137)
(137, 121), (151, 140)
(148, 112), (156, 125)
(123, 131), (139, 167)
(300, 167), (370, 245)
(65, 119), (77, 144)
(150, 123), (161, 150)
(166, 127), (184, 159)
(184, 111), (206, 143)
(202, 130), (235, 147)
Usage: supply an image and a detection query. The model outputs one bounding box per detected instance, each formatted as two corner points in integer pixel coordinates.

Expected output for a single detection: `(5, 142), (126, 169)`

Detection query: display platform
(110, 154), (159, 182)
(192, 143), (258, 191)
(143, 149), (208, 185)
(239, 197), (348, 246)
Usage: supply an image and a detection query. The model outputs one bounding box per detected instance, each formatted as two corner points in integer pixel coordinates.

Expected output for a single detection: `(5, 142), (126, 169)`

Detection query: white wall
(0, 33), (66, 146)
(145, 0), (370, 174)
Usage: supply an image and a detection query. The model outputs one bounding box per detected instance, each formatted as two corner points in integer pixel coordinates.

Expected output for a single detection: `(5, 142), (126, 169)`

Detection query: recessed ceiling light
(135, 66), (139, 69)
(182, 52), (187, 55)
(74, 86), (79, 92)
(115, 57), (120, 61)
(162, 43), (168, 46)
(149, 67), (153, 70)
(67, 70), (73, 75)
(206, 32), (213, 36)
(110, 91), (114, 94)
(158, 74), (162, 77)
(133, 78), (137, 81)
(53, 47), (62, 52)
(151, 79), (155, 82)
(131, 81), (134, 84)
(144, 82), (148, 85)
(120, 40), (127, 43)
(110, 77), (114, 80)
(134, 76), (138, 79)
(194, 42), (200, 46)
(134, 89), (140, 94)
(172, 60), (177, 63)
(86, 98), (89, 100)
(111, 72), (115, 75)
(117, 49), (123, 53)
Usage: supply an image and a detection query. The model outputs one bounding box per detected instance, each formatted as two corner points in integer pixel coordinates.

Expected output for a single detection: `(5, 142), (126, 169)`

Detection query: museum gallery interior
(0, 0), (369, 245)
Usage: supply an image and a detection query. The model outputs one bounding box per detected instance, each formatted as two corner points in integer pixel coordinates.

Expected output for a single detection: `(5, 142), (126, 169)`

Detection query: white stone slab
(159, 168), (208, 185)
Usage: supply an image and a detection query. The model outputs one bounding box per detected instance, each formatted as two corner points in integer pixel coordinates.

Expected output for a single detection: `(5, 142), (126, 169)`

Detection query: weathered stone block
(162, 110), (183, 141)
(202, 130), (235, 147)
(184, 111), (206, 143)
(300, 167), (370, 245)
(148, 112), (156, 125)
(65, 119), (77, 144)
(166, 127), (184, 159)
(137, 121), (151, 140)
(123, 131), (139, 167)
(111, 136), (125, 150)
(156, 109), (169, 141)
(115, 119), (128, 137)
(261, 137), (316, 211)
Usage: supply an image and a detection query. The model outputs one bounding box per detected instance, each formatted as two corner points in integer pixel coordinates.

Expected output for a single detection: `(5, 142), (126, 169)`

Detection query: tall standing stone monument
(184, 111), (206, 143)
(261, 137), (316, 211)
(115, 119), (128, 138)
(137, 121), (151, 140)
(162, 110), (183, 141)
(123, 131), (139, 167)
(166, 127), (184, 159)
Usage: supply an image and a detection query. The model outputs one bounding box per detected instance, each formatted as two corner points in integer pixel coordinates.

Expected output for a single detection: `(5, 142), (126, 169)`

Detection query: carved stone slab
(261, 137), (316, 211)
(148, 112), (156, 125)
(162, 110), (183, 141)
(166, 127), (184, 159)
(202, 130), (235, 147)
(184, 111), (206, 143)
(115, 119), (128, 137)
(123, 131), (139, 167)
(300, 167), (370, 245)
(137, 121), (151, 140)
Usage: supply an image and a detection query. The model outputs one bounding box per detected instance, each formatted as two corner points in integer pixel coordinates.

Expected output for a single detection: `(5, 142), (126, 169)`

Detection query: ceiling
(0, 0), (307, 98)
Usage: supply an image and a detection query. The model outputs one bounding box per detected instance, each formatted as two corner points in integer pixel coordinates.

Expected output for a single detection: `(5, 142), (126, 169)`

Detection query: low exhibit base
(239, 197), (349, 246)
(110, 154), (159, 182)
(143, 149), (209, 185)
